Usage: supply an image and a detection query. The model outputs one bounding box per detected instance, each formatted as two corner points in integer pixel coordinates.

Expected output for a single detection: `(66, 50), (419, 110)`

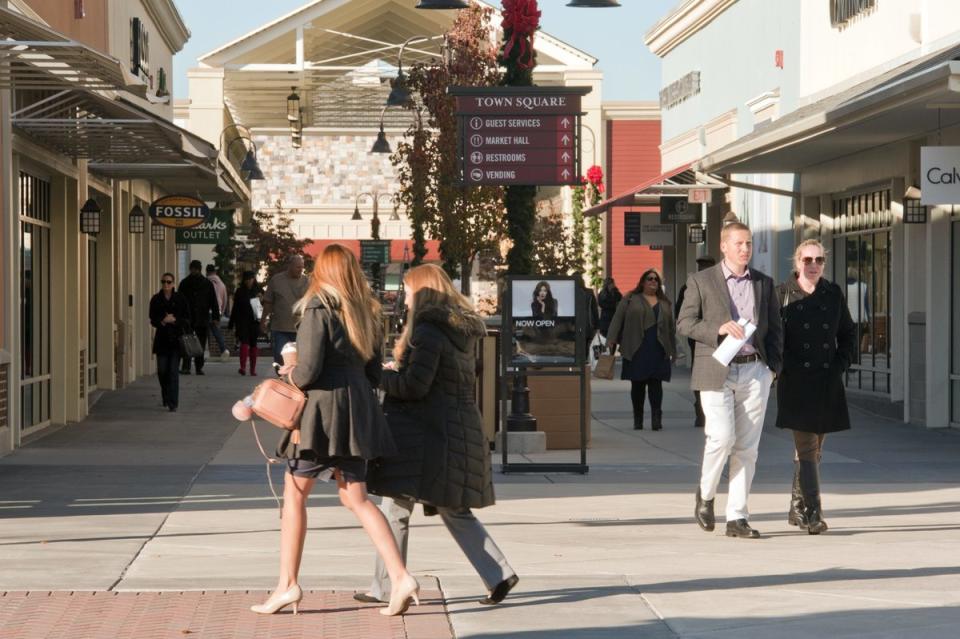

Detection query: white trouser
(698, 360), (773, 522)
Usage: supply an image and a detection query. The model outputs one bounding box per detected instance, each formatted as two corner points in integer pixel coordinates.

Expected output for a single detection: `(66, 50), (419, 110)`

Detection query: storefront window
(832, 188), (892, 394)
(19, 172), (52, 432)
(87, 235), (98, 390)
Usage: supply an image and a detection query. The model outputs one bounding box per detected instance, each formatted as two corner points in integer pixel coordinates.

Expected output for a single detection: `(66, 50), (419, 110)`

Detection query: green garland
(570, 185), (586, 273)
(585, 184), (604, 289)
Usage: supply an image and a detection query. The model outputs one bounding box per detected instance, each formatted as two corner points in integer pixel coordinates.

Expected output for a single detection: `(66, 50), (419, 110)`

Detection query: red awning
(584, 163), (719, 217)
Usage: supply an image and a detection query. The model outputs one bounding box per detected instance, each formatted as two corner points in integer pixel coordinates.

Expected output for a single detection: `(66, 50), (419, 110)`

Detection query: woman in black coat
(148, 273), (191, 412)
(776, 239), (856, 535)
(597, 277), (622, 338)
(253, 245), (417, 618)
(530, 280), (557, 320)
(364, 264), (518, 607)
(227, 271), (260, 376)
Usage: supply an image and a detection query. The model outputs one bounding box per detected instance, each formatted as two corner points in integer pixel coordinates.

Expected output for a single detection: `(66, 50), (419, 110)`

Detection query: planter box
(526, 367), (591, 450)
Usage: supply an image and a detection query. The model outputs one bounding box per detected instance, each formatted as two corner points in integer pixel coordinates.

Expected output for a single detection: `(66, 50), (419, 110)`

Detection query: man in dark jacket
(178, 260), (220, 374)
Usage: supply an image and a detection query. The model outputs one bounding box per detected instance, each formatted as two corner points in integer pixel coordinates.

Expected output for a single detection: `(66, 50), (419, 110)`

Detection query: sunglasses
(800, 256), (825, 265)
(161, 279), (174, 284)
(645, 276), (660, 282)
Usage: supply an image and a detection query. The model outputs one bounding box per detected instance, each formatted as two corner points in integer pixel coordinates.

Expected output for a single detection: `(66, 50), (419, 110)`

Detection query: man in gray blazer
(677, 222), (783, 539)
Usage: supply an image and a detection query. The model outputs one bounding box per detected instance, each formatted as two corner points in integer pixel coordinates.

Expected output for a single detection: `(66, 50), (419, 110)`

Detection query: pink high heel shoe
(379, 575), (420, 616)
(250, 584), (302, 615)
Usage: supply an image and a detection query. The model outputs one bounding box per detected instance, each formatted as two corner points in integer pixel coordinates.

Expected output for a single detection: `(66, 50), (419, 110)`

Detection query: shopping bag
(593, 353), (616, 380)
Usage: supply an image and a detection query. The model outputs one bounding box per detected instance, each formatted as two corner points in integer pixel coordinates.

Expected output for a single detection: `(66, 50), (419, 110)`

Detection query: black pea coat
(149, 290), (191, 355)
(775, 276), (857, 433)
(228, 286), (260, 344)
(368, 303), (494, 511)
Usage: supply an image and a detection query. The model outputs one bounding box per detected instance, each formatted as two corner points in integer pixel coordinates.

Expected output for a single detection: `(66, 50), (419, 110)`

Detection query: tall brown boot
(788, 461), (807, 528)
(798, 460), (828, 535)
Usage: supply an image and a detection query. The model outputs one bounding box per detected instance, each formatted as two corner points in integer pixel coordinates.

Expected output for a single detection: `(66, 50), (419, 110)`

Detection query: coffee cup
(281, 342), (298, 367)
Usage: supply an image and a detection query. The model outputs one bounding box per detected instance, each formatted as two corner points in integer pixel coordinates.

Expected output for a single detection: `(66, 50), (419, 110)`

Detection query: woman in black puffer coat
(364, 264), (519, 607)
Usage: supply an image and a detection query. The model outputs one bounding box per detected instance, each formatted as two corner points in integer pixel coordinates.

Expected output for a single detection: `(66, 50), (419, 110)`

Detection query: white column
(0, 88), (17, 453)
(925, 203), (952, 428)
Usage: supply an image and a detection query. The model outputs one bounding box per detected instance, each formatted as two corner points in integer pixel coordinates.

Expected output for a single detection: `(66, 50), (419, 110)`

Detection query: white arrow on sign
(560, 117), (571, 129)
(561, 134), (571, 145)
(561, 169), (571, 179)
(561, 151), (571, 162)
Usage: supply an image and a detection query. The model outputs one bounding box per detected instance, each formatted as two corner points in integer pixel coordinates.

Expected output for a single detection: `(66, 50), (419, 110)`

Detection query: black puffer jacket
(368, 303), (494, 510)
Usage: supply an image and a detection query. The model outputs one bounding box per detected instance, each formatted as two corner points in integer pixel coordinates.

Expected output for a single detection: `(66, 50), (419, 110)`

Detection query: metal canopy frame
(583, 166), (727, 217)
(0, 6), (146, 96)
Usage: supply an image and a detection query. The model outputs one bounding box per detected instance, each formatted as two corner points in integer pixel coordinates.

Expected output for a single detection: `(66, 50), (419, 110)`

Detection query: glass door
(19, 172), (52, 433)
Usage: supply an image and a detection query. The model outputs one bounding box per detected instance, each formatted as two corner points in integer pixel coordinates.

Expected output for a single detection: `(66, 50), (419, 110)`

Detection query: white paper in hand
(712, 318), (757, 366)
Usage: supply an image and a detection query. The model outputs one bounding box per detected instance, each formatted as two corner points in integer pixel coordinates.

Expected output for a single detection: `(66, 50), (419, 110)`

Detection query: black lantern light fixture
(904, 186), (927, 224)
(286, 87), (300, 122)
(387, 36), (434, 107)
(220, 124), (266, 181)
(567, 0), (621, 6)
(415, 0), (469, 8)
(128, 204), (145, 233)
(371, 106), (392, 154)
(80, 198), (101, 235)
(151, 221), (166, 242)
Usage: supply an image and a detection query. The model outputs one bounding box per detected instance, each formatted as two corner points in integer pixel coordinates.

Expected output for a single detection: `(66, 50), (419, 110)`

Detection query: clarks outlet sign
(921, 146), (960, 205)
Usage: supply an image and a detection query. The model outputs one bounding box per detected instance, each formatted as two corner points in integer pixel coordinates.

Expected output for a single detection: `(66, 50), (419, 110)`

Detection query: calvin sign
(451, 86), (592, 187)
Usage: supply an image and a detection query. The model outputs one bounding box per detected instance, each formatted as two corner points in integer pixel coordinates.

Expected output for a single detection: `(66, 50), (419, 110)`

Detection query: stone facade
(252, 133), (405, 210)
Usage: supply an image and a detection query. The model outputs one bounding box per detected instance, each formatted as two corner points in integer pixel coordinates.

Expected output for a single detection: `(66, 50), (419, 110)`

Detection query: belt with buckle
(731, 353), (760, 365)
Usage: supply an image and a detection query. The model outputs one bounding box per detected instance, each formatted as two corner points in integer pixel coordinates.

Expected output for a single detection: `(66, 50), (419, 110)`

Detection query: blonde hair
(792, 239), (827, 273)
(393, 264), (473, 363)
(295, 244), (382, 361)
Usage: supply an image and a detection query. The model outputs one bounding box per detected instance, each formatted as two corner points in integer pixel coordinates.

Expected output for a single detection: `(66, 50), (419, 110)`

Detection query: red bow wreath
(585, 165), (604, 192)
(501, 0), (541, 70)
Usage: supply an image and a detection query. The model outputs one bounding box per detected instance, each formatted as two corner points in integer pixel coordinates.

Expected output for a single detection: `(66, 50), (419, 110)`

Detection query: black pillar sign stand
(499, 275), (589, 474)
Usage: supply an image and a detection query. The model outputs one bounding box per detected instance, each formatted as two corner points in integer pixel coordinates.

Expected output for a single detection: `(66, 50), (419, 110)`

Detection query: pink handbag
(250, 376), (307, 430)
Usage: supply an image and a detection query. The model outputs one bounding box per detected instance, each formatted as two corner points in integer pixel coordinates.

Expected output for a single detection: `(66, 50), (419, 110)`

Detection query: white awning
(0, 6), (146, 96)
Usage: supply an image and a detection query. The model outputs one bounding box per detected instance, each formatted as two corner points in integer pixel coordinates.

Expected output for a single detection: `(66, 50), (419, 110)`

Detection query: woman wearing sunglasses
(607, 269), (676, 431)
(148, 273), (191, 412)
(776, 240), (856, 534)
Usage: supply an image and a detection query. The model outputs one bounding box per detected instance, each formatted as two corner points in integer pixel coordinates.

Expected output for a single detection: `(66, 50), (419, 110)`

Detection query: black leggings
(630, 379), (663, 416)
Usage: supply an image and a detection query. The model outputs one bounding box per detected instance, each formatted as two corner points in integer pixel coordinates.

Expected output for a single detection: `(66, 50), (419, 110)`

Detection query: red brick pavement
(0, 589), (453, 639)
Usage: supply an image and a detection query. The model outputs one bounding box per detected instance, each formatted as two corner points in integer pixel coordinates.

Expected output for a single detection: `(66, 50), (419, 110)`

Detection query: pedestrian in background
(607, 269), (676, 431)
(776, 239), (856, 535)
(206, 264), (230, 360)
(149, 273), (190, 412)
(178, 260), (220, 375)
(676, 255), (717, 427)
(677, 222), (783, 539)
(597, 277), (622, 339)
(363, 264), (519, 608)
(252, 244), (416, 618)
(228, 271), (260, 376)
(260, 254), (309, 369)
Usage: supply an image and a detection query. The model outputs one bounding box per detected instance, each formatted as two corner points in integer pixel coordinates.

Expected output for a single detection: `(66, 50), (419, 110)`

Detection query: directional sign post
(450, 86), (593, 187)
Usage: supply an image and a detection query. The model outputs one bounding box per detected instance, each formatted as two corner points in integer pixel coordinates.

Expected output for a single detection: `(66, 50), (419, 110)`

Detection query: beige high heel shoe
(379, 575), (420, 616)
(250, 584), (303, 615)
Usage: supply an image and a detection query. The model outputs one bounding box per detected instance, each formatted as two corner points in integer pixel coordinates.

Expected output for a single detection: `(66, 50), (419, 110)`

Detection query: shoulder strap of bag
(249, 419), (283, 518)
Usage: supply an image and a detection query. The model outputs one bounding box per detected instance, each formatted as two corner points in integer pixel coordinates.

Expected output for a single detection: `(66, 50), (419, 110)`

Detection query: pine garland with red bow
(500, 0), (540, 71)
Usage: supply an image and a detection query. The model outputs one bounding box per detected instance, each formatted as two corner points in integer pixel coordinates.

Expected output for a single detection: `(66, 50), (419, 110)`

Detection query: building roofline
(644, 0), (736, 58)
(144, 0), (191, 53)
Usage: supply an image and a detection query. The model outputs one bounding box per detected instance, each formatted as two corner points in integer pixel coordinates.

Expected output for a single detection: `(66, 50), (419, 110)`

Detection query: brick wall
(605, 119), (663, 294)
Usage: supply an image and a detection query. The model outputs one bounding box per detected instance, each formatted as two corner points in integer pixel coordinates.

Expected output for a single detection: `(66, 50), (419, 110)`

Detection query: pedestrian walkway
(2, 362), (960, 638)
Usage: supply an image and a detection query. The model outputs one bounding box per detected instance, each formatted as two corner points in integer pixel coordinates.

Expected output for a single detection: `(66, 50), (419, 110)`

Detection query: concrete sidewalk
(2, 361), (960, 638)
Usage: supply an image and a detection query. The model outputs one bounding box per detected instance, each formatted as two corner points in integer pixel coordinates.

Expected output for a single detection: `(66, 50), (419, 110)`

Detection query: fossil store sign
(149, 195), (210, 228)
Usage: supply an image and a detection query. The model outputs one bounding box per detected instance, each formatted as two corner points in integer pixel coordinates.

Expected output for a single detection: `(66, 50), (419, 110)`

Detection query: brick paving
(0, 589), (452, 639)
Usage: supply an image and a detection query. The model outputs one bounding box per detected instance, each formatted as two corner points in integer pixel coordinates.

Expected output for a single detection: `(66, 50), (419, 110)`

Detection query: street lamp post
(219, 124), (265, 181)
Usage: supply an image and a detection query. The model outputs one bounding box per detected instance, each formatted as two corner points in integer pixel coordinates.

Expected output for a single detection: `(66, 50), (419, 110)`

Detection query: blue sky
(172, 0), (677, 102)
